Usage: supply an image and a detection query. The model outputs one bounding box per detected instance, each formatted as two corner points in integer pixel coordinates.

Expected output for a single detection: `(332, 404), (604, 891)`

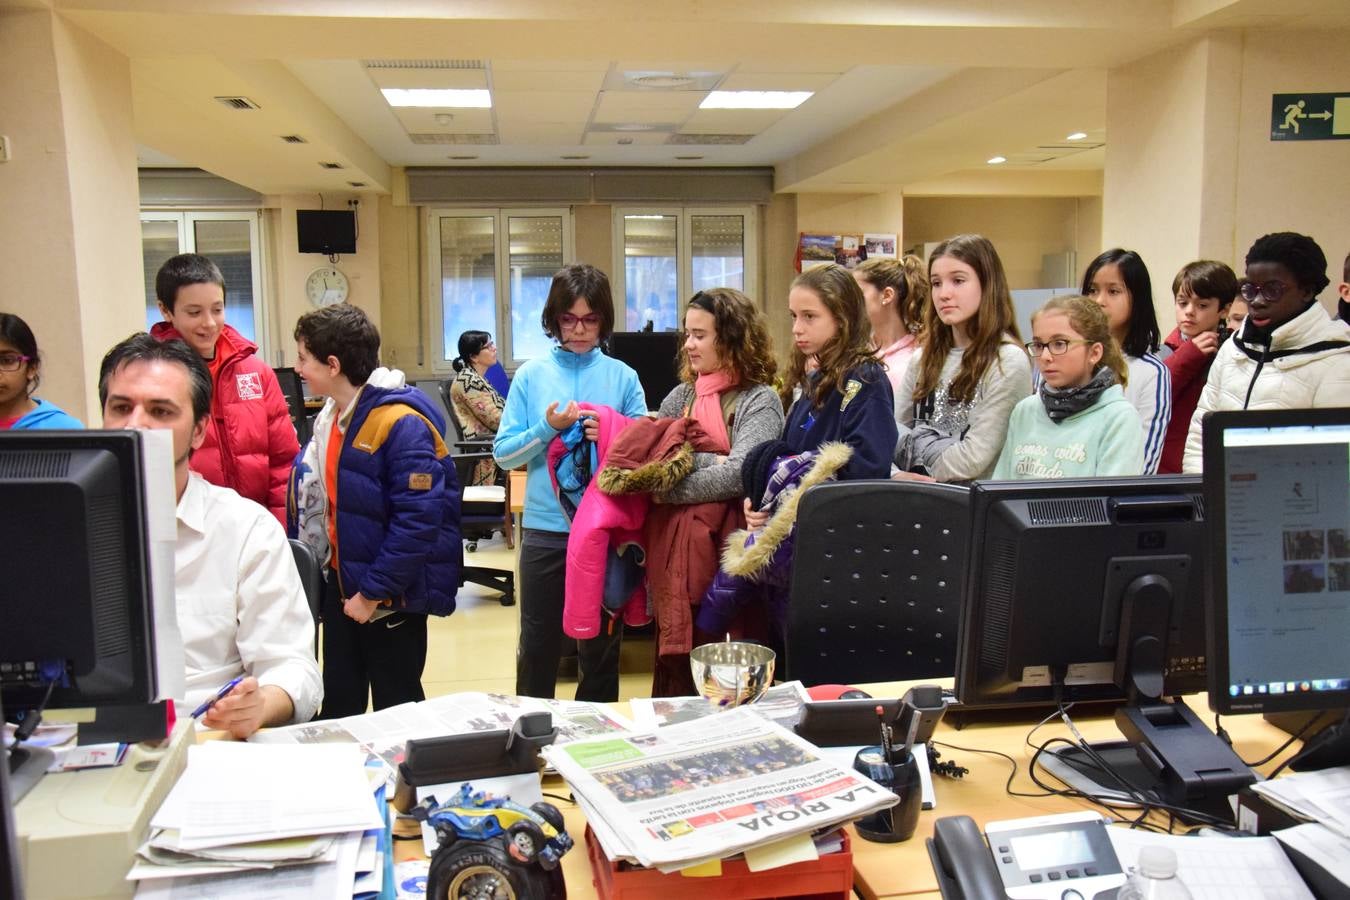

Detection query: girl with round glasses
(0, 312), (83, 430)
(1182, 232), (1350, 473)
(493, 264), (646, 702)
(993, 296), (1143, 479)
(1081, 248), (1171, 475)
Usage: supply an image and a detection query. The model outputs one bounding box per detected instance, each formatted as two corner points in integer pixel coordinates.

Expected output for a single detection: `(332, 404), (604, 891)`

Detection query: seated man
(99, 333), (322, 737)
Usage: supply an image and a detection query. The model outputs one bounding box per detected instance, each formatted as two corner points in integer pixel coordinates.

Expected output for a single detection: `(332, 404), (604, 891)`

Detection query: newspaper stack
(130, 743), (388, 899)
(251, 691), (635, 783)
(543, 706), (898, 869)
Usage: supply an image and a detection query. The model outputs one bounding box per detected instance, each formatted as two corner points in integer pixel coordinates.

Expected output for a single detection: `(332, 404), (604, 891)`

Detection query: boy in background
(1158, 261), (1238, 474)
(289, 303), (461, 717)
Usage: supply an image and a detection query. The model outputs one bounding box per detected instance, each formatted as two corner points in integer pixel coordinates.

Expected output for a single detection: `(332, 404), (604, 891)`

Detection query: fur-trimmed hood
(596, 416), (698, 496)
(720, 441), (852, 579)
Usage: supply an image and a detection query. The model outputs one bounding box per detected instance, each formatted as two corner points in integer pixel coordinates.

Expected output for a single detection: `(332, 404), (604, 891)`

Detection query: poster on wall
(864, 234), (898, 259)
(795, 233), (869, 272)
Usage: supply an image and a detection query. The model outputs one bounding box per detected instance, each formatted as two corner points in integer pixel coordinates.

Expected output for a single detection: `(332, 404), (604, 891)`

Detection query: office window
(428, 208), (573, 372)
(612, 206), (758, 333)
(139, 211), (265, 351)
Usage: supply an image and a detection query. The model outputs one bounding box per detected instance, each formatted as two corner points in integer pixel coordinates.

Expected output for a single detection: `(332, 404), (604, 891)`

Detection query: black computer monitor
(1, 431), (160, 791)
(956, 475), (1252, 821)
(606, 331), (682, 411)
(1203, 407), (1350, 771)
(956, 476), (1209, 710)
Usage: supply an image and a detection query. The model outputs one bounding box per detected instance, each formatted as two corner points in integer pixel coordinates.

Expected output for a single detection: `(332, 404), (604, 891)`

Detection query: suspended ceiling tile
(593, 91), (704, 124)
(392, 107), (495, 133)
(491, 69), (606, 92)
(680, 108), (789, 134)
(496, 121), (583, 144)
(582, 131), (673, 146)
(717, 72), (839, 91)
(492, 90), (596, 121)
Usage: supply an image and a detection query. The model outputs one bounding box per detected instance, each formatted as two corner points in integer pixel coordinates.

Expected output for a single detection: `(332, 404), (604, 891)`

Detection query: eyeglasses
(1025, 339), (1093, 357)
(0, 353), (33, 372)
(558, 313), (602, 330)
(1240, 280), (1290, 303)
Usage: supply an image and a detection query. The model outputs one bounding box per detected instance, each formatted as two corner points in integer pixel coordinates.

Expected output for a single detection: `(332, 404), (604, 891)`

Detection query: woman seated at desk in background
(450, 329), (507, 486)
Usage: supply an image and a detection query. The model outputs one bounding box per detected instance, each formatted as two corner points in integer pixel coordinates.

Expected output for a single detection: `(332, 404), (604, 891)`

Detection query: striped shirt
(1123, 352), (1171, 475)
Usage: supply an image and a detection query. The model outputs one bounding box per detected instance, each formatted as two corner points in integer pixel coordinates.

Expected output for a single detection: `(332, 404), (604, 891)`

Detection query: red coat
(1159, 328), (1216, 474)
(151, 322), (299, 524)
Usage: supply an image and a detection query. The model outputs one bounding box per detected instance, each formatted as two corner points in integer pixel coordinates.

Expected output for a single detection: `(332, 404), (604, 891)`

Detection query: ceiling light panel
(368, 68), (489, 90)
(699, 91), (812, 109)
(382, 89), (492, 108)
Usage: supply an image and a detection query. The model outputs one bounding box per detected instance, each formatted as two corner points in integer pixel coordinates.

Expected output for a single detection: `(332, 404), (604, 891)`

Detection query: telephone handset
(927, 811), (1127, 900)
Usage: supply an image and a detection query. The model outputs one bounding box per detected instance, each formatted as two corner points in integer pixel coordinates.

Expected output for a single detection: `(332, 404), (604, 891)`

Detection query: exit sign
(1270, 93), (1350, 141)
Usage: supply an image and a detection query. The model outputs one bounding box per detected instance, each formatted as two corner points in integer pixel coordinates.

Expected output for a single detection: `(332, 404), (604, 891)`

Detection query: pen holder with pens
(852, 745), (923, 843)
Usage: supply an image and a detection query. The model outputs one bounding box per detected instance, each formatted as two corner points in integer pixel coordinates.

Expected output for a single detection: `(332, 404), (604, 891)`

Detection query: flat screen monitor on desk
(1204, 407), (1350, 771)
(0, 431), (160, 799)
(954, 475), (1252, 822)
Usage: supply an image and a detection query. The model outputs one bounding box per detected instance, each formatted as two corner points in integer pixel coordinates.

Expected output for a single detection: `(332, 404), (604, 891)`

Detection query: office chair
(288, 538), (323, 653)
(785, 480), (971, 686)
(455, 452), (516, 606)
(436, 379), (494, 453)
(272, 367), (313, 446)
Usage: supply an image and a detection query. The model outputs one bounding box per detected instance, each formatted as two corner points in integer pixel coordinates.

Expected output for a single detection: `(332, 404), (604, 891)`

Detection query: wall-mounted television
(297, 209), (357, 255)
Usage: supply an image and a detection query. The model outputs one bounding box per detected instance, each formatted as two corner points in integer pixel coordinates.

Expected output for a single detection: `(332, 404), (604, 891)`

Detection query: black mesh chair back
(453, 452), (515, 606)
(785, 480), (970, 686)
(273, 367), (311, 446)
(288, 538), (322, 652)
(434, 379), (493, 453)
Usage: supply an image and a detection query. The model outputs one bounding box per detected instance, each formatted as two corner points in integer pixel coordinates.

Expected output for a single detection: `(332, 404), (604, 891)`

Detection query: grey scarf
(1039, 366), (1116, 423)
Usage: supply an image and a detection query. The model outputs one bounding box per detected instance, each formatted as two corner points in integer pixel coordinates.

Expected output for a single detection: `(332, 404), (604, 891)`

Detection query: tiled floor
(416, 532), (657, 702)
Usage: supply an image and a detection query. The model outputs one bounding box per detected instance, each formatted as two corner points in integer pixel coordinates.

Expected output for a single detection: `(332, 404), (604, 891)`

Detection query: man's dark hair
(540, 264), (616, 342)
(1245, 232), (1330, 296)
(293, 303), (380, 386)
(155, 253), (226, 311)
(1342, 250), (1349, 285)
(98, 332), (212, 423)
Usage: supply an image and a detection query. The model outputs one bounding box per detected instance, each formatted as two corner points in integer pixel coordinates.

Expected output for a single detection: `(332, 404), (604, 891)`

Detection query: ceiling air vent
(667, 133), (753, 145)
(364, 59), (486, 70)
(1027, 499), (1109, 526)
(214, 96), (260, 110)
(408, 133), (499, 145)
(318, 161), (345, 170)
(280, 135), (307, 144)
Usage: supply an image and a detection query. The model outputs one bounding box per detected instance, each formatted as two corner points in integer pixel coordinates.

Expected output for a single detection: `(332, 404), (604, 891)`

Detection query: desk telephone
(928, 811), (1127, 900)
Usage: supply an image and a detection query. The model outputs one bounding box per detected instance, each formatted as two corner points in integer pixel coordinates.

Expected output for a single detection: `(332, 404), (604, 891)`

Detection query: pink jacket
(547, 404), (651, 639)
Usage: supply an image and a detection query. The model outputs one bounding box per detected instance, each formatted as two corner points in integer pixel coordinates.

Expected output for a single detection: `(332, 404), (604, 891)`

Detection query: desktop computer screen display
(0, 431), (158, 713)
(606, 331), (682, 411)
(1203, 408), (1350, 717)
(955, 476), (1208, 710)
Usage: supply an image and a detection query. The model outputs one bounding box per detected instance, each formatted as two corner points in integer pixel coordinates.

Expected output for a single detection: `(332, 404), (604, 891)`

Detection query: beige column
(0, 9), (144, 424)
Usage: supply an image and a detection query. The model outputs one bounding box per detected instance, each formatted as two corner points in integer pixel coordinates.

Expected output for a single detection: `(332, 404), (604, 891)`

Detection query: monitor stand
(6, 744), (56, 805)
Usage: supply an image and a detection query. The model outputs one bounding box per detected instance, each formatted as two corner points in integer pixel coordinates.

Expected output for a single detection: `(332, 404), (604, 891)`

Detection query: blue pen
(190, 676), (245, 719)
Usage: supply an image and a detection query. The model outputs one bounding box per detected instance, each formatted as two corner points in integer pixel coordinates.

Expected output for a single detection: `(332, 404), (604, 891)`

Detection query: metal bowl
(689, 641), (776, 709)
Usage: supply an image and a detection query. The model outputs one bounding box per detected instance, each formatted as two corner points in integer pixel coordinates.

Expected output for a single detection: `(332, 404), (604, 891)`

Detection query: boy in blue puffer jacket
(289, 303), (462, 717)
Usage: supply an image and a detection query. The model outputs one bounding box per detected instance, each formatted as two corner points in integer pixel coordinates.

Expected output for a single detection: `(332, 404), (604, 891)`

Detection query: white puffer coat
(1182, 302), (1350, 472)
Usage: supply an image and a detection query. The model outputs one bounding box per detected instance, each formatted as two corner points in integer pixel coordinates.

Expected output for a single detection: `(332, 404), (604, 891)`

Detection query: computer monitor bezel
(1202, 406), (1350, 717)
(0, 430), (159, 712)
(955, 475), (1209, 711)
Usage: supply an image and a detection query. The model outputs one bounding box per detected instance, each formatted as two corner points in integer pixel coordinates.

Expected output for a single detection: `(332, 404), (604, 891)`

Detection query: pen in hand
(190, 676), (245, 719)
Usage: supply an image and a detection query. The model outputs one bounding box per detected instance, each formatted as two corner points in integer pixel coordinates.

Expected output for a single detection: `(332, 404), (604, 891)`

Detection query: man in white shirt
(98, 333), (322, 737)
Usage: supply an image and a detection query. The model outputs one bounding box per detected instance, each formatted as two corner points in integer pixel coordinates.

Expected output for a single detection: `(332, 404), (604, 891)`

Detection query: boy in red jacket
(152, 254), (298, 523)
(1157, 260), (1238, 474)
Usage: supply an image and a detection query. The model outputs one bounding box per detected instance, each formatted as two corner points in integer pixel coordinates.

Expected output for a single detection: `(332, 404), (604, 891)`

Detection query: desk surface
(394, 683), (1297, 900)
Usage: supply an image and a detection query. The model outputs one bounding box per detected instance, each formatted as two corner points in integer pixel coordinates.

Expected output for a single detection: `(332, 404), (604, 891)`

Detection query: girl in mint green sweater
(993, 295), (1144, 479)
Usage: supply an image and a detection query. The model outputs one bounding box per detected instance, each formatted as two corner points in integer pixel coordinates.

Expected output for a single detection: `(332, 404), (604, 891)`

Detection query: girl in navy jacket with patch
(770, 265), (897, 490)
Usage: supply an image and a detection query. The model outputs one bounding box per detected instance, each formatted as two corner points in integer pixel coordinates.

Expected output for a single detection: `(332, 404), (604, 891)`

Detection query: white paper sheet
(1275, 822), (1350, 889)
(1107, 827), (1314, 900)
(133, 831), (361, 899)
